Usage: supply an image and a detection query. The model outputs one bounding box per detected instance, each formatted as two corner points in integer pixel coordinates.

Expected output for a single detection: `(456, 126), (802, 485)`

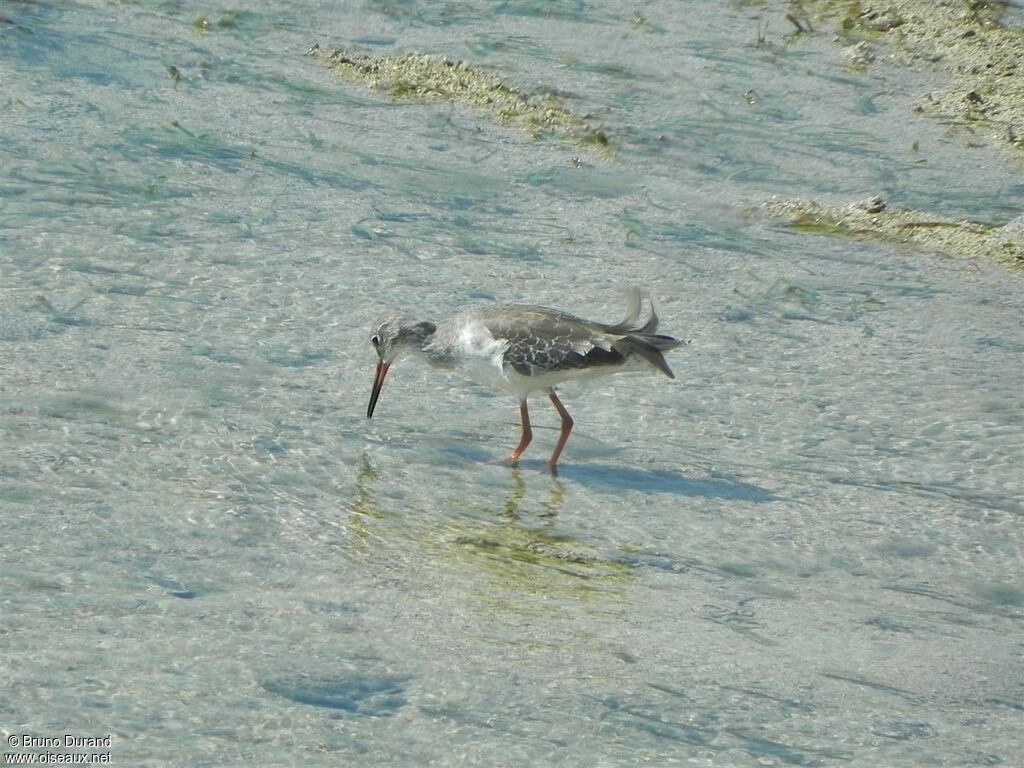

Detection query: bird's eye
(371, 334), (380, 347)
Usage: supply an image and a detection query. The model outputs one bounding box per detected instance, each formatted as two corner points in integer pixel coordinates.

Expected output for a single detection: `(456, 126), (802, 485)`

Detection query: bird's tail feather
(638, 290), (661, 334)
(604, 286), (644, 334)
(615, 333), (686, 378)
(604, 287), (662, 333)
(603, 287), (687, 378)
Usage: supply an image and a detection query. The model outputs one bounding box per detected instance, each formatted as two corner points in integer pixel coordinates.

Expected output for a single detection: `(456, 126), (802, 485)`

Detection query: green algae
(308, 46), (613, 156)
(765, 197), (1024, 272)
(192, 12), (240, 35)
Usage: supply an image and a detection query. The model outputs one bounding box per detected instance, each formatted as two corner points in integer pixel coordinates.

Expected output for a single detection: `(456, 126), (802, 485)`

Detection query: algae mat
(765, 196), (1024, 271)
(309, 46), (612, 154)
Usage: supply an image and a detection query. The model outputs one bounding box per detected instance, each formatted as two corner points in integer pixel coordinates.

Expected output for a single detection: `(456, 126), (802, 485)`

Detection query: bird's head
(367, 314), (436, 418)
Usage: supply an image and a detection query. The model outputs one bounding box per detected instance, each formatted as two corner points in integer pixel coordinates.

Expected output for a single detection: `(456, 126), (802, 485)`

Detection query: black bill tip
(367, 361), (390, 418)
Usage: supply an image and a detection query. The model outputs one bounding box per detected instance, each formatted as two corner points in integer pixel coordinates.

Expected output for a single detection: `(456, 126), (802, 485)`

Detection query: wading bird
(367, 288), (685, 470)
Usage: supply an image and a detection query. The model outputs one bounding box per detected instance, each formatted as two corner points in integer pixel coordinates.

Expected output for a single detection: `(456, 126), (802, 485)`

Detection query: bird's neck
(416, 323), (457, 368)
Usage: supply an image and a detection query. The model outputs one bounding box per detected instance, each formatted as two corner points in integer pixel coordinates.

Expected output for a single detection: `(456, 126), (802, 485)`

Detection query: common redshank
(366, 287), (685, 469)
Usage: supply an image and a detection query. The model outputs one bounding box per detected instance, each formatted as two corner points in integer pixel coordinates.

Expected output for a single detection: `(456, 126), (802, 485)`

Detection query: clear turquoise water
(1, 2), (1022, 766)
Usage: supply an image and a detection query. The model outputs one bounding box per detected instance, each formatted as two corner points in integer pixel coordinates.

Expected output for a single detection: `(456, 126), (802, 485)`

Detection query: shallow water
(1, 1), (1022, 766)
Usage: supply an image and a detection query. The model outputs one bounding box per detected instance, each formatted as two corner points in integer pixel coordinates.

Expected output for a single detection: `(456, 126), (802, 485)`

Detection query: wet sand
(772, 0), (1024, 270)
(792, 0), (1024, 152)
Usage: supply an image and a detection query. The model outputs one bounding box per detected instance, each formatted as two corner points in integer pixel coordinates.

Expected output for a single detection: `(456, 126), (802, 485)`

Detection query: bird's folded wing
(480, 307), (624, 377)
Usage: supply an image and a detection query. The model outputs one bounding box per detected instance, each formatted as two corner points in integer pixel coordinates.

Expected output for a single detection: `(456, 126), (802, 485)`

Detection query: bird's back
(446, 295), (685, 383)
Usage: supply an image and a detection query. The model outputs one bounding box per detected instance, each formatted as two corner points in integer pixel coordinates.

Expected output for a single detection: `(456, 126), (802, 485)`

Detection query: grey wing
(481, 307), (624, 377)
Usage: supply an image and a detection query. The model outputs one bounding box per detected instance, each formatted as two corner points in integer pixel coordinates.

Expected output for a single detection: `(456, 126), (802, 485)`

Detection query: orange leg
(508, 399), (532, 464)
(547, 389), (574, 470)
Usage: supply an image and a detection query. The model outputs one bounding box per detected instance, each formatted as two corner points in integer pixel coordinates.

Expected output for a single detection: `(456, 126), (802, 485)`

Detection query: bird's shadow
(554, 463), (778, 501)
(441, 444), (777, 502)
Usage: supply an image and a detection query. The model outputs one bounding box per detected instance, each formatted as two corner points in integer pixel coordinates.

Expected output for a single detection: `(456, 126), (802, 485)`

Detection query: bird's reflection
(349, 451), (630, 603)
(346, 451), (389, 555)
(353, 450), (381, 517)
(501, 466), (566, 520)
(450, 466), (630, 604)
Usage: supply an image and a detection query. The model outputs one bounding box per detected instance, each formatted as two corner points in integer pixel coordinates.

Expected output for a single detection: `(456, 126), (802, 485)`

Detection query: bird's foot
(486, 454), (521, 467)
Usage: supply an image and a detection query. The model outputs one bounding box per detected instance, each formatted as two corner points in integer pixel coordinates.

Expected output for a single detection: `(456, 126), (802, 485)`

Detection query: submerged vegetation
(308, 46), (612, 155)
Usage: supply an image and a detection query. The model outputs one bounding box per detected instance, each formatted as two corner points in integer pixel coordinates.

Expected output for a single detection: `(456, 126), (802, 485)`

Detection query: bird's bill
(366, 361), (390, 418)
